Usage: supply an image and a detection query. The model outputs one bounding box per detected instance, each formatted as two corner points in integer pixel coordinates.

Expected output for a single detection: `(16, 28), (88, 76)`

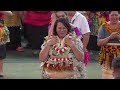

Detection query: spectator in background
(23, 11), (51, 54)
(67, 11), (90, 66)
(0, 11), (12, 77)
(87, 11), (101, 53)
(4, 11), (24, 52)
(19, 11), (31, 48)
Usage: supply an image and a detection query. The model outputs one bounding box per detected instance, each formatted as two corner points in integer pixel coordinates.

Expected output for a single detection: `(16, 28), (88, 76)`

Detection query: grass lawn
(0, 50), (102, 79)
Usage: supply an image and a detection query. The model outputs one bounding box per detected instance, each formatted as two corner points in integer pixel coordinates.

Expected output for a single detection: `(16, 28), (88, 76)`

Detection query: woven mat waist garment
(99, 43), (120, 69)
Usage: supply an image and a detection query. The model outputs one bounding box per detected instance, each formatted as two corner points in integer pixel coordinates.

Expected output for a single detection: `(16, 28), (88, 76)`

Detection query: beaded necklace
(51, 33), (73, 56)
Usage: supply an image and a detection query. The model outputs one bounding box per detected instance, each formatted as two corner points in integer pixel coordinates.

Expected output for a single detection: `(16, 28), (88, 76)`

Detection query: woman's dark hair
(53, 18), (72, 36)
(64, 11), (68, 15)
(55, 11), (68, 15)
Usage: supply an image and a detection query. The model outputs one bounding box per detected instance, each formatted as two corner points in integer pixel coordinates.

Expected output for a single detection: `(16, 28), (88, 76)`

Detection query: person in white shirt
(68, 11), (90, 52)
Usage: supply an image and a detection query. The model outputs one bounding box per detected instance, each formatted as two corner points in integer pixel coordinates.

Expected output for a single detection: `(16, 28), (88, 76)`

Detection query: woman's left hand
(64, 37), (75, 48)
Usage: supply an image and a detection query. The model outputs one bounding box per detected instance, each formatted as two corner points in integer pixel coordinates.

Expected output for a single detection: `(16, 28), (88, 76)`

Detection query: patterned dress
(98, 22), (120, 79)
(40, 33), (87, 79)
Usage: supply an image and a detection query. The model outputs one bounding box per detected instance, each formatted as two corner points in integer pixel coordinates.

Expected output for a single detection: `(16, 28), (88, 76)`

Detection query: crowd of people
(0, 11), (120, 79)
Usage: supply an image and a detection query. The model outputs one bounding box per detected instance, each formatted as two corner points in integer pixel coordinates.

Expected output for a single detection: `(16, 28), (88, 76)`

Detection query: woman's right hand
(47, 36), (58, 46)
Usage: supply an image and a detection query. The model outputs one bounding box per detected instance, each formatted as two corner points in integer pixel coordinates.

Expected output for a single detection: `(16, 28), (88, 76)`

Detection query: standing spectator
(112, 57), (120, 79)
(19, 11), (30, 48)
(4, 11), (24, 52)
(23, 11), (51, 54)
(0, 11), (12, 77)
(67, 11), (90, 66)
(87, 11), (101, 52)
(68, 11), (90, 52)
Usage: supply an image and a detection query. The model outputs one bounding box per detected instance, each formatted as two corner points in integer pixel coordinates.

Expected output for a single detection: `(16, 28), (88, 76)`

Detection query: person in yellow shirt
(0, 11), (12, 77)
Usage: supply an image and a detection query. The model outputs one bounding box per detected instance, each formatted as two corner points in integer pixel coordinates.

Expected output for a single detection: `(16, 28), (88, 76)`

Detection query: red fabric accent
(0, 13), (3, 19)
(0, 13), (4, 27)
(84, 50), (90, 66)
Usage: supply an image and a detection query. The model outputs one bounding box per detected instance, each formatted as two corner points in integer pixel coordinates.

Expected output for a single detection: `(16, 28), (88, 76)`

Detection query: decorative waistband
(43, 63), (73, 71)
(99, 44), (120, 69)
(43, 57), (73, 71)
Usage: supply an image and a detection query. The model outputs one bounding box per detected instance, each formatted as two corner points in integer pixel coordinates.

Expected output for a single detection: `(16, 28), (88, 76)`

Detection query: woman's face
(56, 11), (67, 19)
(56, 22), (68, 38)
(109, 11), (119, 24)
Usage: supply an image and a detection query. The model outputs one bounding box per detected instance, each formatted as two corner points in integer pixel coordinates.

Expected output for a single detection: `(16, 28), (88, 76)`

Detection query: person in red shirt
(0, 11), (12, 77)
(23, 11), (51, 54)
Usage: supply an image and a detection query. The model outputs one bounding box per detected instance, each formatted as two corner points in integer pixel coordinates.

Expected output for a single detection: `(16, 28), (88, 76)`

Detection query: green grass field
(0, 49), (102, 79)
